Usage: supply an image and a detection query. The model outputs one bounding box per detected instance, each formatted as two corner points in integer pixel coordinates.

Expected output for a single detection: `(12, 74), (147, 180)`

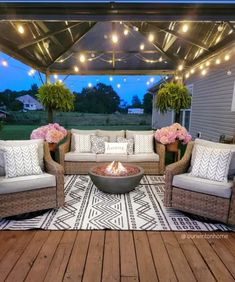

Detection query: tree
(131, 95), (142, 108)
(37, 81), (75, 123)
(143, 92), (153, 114)
(74, 83), (120, 113)
(156, 82), (191, 123)
(9, 100), (23, 111)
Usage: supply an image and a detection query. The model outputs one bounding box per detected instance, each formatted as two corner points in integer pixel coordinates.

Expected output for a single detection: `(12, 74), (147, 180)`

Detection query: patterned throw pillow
(91, 136), (108, 154)
(190, 145), (232, 182)
(117, 137), (134, 155)
(74, 134), (93, 153)
(134, 134), (154, 154)
(2, 144), (43, 178)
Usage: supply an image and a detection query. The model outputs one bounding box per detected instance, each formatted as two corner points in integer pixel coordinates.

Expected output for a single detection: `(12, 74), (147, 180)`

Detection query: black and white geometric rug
(0, 175), (234, 231)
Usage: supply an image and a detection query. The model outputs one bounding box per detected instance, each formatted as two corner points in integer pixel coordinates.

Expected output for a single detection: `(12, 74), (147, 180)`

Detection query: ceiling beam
(150, 23), (210, 51)
(2, 3), (235, 21)
(46, 69), (175, 75)
(46, 22), (96, 70)
(18, 22), (82, 50)
(226, 21), (235, 32)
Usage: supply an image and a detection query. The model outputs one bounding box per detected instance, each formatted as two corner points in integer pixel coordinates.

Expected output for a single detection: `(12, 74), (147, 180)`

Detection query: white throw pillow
(74, 134), (93, 153)
(2, 144), (43, 178)
(190, 145), (232, 182)
(104, 142), (128, 154)
(117, 137), (134, 155)
(134, 134), (154, 154)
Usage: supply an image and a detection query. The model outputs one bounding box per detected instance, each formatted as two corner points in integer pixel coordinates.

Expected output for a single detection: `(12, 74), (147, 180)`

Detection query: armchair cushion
(190, 139), (235, 179)
(2, 144), (43, 178)
(173, 173), (232, 199)
(0, 139), (44, 176)
(190, 145), (232, 182)
(0, 173), (56, 194)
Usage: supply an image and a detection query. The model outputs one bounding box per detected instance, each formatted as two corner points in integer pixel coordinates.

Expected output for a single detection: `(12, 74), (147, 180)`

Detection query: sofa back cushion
(0, 139), (44, 176)
(126, 130), (154, 139)
(191, 139), (235, 179)
(71, 129), (98, 151)
(97, 130), (125, 142)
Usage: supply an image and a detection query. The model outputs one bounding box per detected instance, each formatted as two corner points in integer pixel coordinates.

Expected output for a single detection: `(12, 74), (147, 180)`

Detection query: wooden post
(45, 71), (50, 83)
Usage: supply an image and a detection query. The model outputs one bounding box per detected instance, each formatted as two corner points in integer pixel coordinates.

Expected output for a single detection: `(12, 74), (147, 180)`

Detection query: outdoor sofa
(59, 129), (165, 175)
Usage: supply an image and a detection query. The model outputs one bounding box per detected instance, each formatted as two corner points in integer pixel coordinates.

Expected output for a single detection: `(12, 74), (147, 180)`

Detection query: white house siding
(186, 59), (235, 141)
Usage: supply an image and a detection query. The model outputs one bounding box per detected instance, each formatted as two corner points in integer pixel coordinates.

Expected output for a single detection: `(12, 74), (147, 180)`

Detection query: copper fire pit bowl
(89, 164), (144, 194)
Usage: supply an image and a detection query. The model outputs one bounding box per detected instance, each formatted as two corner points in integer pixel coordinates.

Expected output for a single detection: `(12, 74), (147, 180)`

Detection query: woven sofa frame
(59, 131), (165, 175)
(164, 141), (235, 225)
(0, 143), (64, 218)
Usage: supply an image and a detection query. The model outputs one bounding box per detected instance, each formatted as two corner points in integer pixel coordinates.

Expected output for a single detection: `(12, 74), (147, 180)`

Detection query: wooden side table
(166, 141), (181, 162)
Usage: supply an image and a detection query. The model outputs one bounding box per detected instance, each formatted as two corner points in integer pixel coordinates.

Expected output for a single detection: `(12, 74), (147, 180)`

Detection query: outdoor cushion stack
(64, 129), (159, 163)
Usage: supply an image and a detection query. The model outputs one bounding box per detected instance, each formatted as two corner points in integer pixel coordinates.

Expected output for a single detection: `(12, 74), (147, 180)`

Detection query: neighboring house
(128, 108), (144, 114)
(185, 58), (235, 142)
(0, 109), (8, 119)
(16, 95), (43, 111)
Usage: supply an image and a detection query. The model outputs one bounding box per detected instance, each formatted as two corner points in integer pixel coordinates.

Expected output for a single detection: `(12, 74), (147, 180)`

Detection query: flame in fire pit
(105, 161), (127, 176)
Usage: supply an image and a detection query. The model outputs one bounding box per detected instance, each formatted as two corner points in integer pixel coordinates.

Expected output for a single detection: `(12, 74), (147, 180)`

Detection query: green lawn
(0, 124), (152, 140)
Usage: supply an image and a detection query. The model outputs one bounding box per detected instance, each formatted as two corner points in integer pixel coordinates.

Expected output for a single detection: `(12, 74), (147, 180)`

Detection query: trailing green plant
(37, 81), (75, 123)
(156, 82), (191, 123)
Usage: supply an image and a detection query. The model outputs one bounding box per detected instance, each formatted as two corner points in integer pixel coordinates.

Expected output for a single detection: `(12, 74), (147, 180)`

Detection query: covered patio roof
(1, 1), (235, 76)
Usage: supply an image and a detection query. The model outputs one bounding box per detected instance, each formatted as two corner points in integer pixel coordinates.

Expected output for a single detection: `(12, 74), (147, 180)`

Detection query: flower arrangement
(31, 123), (67, 144)
(155, 123), (192, 145)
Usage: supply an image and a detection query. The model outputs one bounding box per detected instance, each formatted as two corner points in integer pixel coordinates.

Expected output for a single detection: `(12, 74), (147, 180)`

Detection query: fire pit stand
(89, 164), (144, 194)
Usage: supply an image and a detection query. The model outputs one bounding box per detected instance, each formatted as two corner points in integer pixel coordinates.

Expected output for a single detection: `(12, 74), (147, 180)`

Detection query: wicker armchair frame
(164, 141), (235, 225)
(0, 142), (64, 218)
(59, 131), (165, 175)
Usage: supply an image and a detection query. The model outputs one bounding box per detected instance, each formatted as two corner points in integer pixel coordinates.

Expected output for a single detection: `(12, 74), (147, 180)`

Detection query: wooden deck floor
(0, 230), (234, 282)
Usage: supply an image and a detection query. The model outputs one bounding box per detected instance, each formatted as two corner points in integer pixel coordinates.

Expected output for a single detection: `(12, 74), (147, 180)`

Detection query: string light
(178, 64), (184, 71)
(109, 76), (113, 81)
(59, 79), (62, 83)
(117, 84), (121, 88)
(190, 69), (195, 74)
(79, 54), (86, 63)
(225, 54), (230, 61)
(17, 25), (25, 34)
(88, 83), (92, 88)
(74, 66), (79, 72)
(185, 72), (190, 79)
(140, 43), (145, 50)
(206, 61), (210, 67)
(54, 74), (58, 79)
(175, 76), (179, 80)
(133, 26), (139, 31)
(159, 57), (163, 62)
(182, 24), (189, 33)
(1, 60), (8, 67)
(124, 29), (129, 36)
(199, 64), (204, 70)
(215, 58), (221, 65)
(201, 69), (207, 76)
(150, 77), (154, 83)
(112, 34), (119, 44)
(146, 81), (150, 85)
(28, 69), (35, 76)
(148, 33), (154, 42)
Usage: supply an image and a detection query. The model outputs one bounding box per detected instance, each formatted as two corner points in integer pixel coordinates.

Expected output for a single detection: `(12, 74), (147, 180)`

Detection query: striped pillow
(2, 144), (43, 178)
(190, 145), (232, 182)
(134, 134), (154, 154)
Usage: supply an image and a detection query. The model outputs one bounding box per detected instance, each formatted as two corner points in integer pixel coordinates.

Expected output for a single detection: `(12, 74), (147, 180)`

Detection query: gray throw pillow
(91, 136), (108, 154)
(117, 137), (134, 155)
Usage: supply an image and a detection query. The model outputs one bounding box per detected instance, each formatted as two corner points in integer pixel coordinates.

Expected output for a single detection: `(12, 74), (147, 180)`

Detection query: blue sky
(0, 52), (162, 104)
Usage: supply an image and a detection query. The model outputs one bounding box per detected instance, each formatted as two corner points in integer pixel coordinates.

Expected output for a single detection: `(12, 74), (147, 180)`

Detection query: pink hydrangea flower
(30, 123), (67, 143)
(155, 123), (192, 145)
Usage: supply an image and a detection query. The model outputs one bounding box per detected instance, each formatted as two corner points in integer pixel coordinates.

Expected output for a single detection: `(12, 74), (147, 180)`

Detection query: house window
(25, 104), (30, 107)
(179, 84), (193, 130)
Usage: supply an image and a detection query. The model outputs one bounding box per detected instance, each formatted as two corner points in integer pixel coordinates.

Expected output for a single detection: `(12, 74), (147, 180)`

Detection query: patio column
(45, 71), (50, 83)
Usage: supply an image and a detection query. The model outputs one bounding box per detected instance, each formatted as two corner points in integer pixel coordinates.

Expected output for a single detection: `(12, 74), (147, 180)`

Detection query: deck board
(0, 230), (233, 282)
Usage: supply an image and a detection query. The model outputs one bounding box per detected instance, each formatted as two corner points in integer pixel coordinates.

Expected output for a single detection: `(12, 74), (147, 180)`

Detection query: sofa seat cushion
(65, 152), (97, 162)
(127, 153), (159, 162)
(97, 130), (125, 142)
(0, 173), (56, 194)
(96, 154), (128, 162)
(172, 173), (232, 199)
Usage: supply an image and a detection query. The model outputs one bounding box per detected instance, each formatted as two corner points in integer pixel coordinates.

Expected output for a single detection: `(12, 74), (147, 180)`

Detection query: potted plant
(156, 81), (191, 123)
(155, 123), (192, 151)
(37, 81), (75, 123)
(31, 123), (67, 151)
